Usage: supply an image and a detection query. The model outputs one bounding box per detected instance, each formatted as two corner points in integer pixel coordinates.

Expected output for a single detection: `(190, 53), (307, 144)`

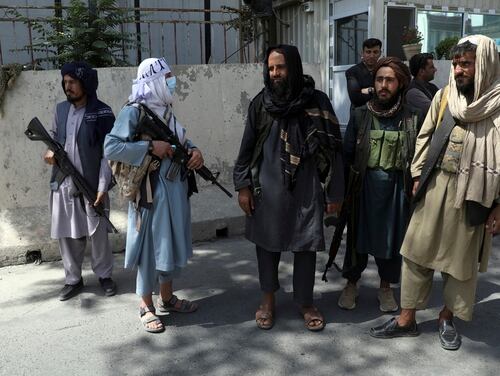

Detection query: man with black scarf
(44, 61), (116, 301)
(338, 57), (423, 313)
(234, 45), (344, 331)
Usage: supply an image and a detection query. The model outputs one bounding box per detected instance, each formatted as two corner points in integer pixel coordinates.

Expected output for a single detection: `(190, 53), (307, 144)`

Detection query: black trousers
(341, 249), (401, 284)
(256, 246), (316, 306)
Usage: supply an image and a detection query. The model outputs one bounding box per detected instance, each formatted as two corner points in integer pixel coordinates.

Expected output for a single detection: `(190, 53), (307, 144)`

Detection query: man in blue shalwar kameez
(104, 58), (203, 333)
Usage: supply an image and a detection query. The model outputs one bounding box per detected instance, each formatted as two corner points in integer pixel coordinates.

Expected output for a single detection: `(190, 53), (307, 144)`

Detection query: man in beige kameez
(370, 35), (500, 350)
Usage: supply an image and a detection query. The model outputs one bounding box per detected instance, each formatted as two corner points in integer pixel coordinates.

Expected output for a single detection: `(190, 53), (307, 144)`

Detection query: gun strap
(413, 87), (454, 203)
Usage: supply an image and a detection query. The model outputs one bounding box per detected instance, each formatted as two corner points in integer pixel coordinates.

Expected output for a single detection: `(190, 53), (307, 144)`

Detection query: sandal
(157, 294), (198, 313)
(300, 306), (325, 332)
(140, 305), (164, 333)
(255, 306), (274, 330)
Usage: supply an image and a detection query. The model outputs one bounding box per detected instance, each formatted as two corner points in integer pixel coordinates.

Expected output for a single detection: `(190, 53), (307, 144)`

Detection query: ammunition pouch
(440, 125), (466, 174)
(367, 129), (404, 171)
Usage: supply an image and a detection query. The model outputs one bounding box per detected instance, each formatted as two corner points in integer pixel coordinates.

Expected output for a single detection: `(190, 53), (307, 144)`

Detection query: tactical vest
(367, 116), (407, 171)
(438, 124), (466, 173)
(352, 105), (420, 197)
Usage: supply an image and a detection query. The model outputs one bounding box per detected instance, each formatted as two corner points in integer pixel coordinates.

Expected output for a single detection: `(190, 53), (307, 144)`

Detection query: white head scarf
(129, 57), (186, 143)
(446, 35), (500, 209)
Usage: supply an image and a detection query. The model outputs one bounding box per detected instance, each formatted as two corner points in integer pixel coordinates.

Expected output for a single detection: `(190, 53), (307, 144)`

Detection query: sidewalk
(1, 235), (499, 376)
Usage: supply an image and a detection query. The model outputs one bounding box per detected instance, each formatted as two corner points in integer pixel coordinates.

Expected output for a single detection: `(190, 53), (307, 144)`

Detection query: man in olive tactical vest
(370, 36), (500, 351)
(44, 62), (116, 301)
(338, 57), (424, 313)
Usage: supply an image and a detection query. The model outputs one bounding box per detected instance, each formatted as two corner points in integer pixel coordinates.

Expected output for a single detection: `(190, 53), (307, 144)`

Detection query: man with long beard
(338, 57), (424, 312)
(370, 35), (500, 351)
(234, 45), (344, 331)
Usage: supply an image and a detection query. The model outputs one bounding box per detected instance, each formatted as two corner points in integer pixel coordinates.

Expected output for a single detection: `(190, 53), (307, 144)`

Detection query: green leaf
(91, 40), (108, 49)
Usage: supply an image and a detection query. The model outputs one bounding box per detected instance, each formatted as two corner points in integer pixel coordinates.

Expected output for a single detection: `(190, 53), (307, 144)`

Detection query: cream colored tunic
(400, 89), (492, 280)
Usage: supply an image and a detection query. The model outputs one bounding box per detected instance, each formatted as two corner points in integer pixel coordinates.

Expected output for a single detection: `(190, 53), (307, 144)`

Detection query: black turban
(60, 61), (98, 99)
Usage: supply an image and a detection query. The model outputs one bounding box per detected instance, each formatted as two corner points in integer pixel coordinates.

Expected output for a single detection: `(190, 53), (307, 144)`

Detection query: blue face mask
(166, 76), (176, 95)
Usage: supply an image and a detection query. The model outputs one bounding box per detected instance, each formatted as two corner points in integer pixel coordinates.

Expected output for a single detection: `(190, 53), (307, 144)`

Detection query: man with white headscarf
(370, 35), (500, 350)
(104, 58), (203, 333)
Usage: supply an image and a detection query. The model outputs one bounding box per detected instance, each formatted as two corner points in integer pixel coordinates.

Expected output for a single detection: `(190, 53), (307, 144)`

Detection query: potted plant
(435, 36), (460, 59)
(401, 26), (424, 60)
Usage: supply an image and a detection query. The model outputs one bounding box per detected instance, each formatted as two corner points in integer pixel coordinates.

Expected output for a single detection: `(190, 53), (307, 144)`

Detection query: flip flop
(140, 305), (164, 333)
(255, 306), (274, 330)
(300, 306), (325, 332)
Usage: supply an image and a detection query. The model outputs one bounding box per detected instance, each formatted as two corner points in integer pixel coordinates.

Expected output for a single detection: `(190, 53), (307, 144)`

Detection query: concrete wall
(0, 63), (321, 267)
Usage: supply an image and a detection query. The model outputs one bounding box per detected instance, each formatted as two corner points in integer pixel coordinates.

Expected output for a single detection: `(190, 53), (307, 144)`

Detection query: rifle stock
(322, 166), (360, 282)
(25, 117), (118, 233)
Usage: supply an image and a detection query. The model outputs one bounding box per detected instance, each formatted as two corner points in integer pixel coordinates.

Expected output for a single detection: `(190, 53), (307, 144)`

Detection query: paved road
(1, 236), (499, 376)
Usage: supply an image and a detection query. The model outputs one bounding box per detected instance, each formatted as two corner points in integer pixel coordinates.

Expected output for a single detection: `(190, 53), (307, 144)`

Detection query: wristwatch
(148, 140), (154, 154)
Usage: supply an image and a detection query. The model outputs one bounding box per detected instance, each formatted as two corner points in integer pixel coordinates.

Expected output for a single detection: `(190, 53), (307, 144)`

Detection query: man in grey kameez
(370, 35), (500, 351)
(234, 45), (344, 331)
(44, 62), (116, 301)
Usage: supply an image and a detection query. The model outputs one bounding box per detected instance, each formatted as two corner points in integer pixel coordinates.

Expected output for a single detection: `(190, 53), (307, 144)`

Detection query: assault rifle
(25, 117), (118, 233)
(136, 104), (233, 198)
(322, 166), (360, 282)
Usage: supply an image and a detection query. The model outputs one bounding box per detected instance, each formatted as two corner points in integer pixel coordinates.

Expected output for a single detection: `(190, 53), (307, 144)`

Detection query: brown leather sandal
(300, 306), (325, 332)
(255, 306), (274, 330)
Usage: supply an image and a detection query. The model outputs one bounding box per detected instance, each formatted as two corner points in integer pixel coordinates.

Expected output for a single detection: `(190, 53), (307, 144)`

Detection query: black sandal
(157, 294), (198, 313)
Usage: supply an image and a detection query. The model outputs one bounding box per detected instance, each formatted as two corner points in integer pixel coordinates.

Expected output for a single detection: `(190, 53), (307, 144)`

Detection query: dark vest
(351, 104), (422, 197)
(50, 101), (108, 192)
(407, 79), (439, 100)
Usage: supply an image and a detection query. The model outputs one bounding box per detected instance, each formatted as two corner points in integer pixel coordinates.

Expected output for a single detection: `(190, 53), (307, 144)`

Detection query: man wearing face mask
(104, 57), (204, 333)
(338, 57), (424, 312)
(44, 61), (117, 301)
(370, 36), (500, 351)
(234, 45), (344, 331)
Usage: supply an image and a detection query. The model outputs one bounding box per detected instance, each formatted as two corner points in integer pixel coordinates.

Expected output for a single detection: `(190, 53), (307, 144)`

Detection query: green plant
(435, 36), (460, 59)
(402, 26), (423, 45)
(7, 0), (136, 68)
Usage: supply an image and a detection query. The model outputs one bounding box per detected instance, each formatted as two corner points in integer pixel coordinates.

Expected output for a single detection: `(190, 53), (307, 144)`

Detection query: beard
(455, 77), (474, 99)
(375, 89), (398, 107)
(271, 78), (289, 99)
(66, 92), (85, 104)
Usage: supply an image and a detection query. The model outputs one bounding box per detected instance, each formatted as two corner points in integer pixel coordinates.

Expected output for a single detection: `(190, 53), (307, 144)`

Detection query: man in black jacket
(406, 53), (439, 116)
(345, 38), (382, 108)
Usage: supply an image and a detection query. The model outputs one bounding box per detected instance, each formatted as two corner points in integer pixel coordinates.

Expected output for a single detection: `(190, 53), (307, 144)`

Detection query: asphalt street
(1, 235), (499, 376)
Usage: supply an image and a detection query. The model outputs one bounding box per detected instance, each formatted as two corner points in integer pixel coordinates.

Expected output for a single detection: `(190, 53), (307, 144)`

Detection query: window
(335, 13), (368, 66)
(417, 11), (463, 56)
(386, 7), (416, 60)
(466, 14), (500, 45)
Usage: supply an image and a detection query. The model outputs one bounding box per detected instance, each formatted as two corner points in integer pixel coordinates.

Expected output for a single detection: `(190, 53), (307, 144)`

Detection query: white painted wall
(0, 63), (321, 266)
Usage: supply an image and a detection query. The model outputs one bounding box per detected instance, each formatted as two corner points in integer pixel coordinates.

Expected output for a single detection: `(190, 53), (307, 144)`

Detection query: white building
(274, 0), (500, 124)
